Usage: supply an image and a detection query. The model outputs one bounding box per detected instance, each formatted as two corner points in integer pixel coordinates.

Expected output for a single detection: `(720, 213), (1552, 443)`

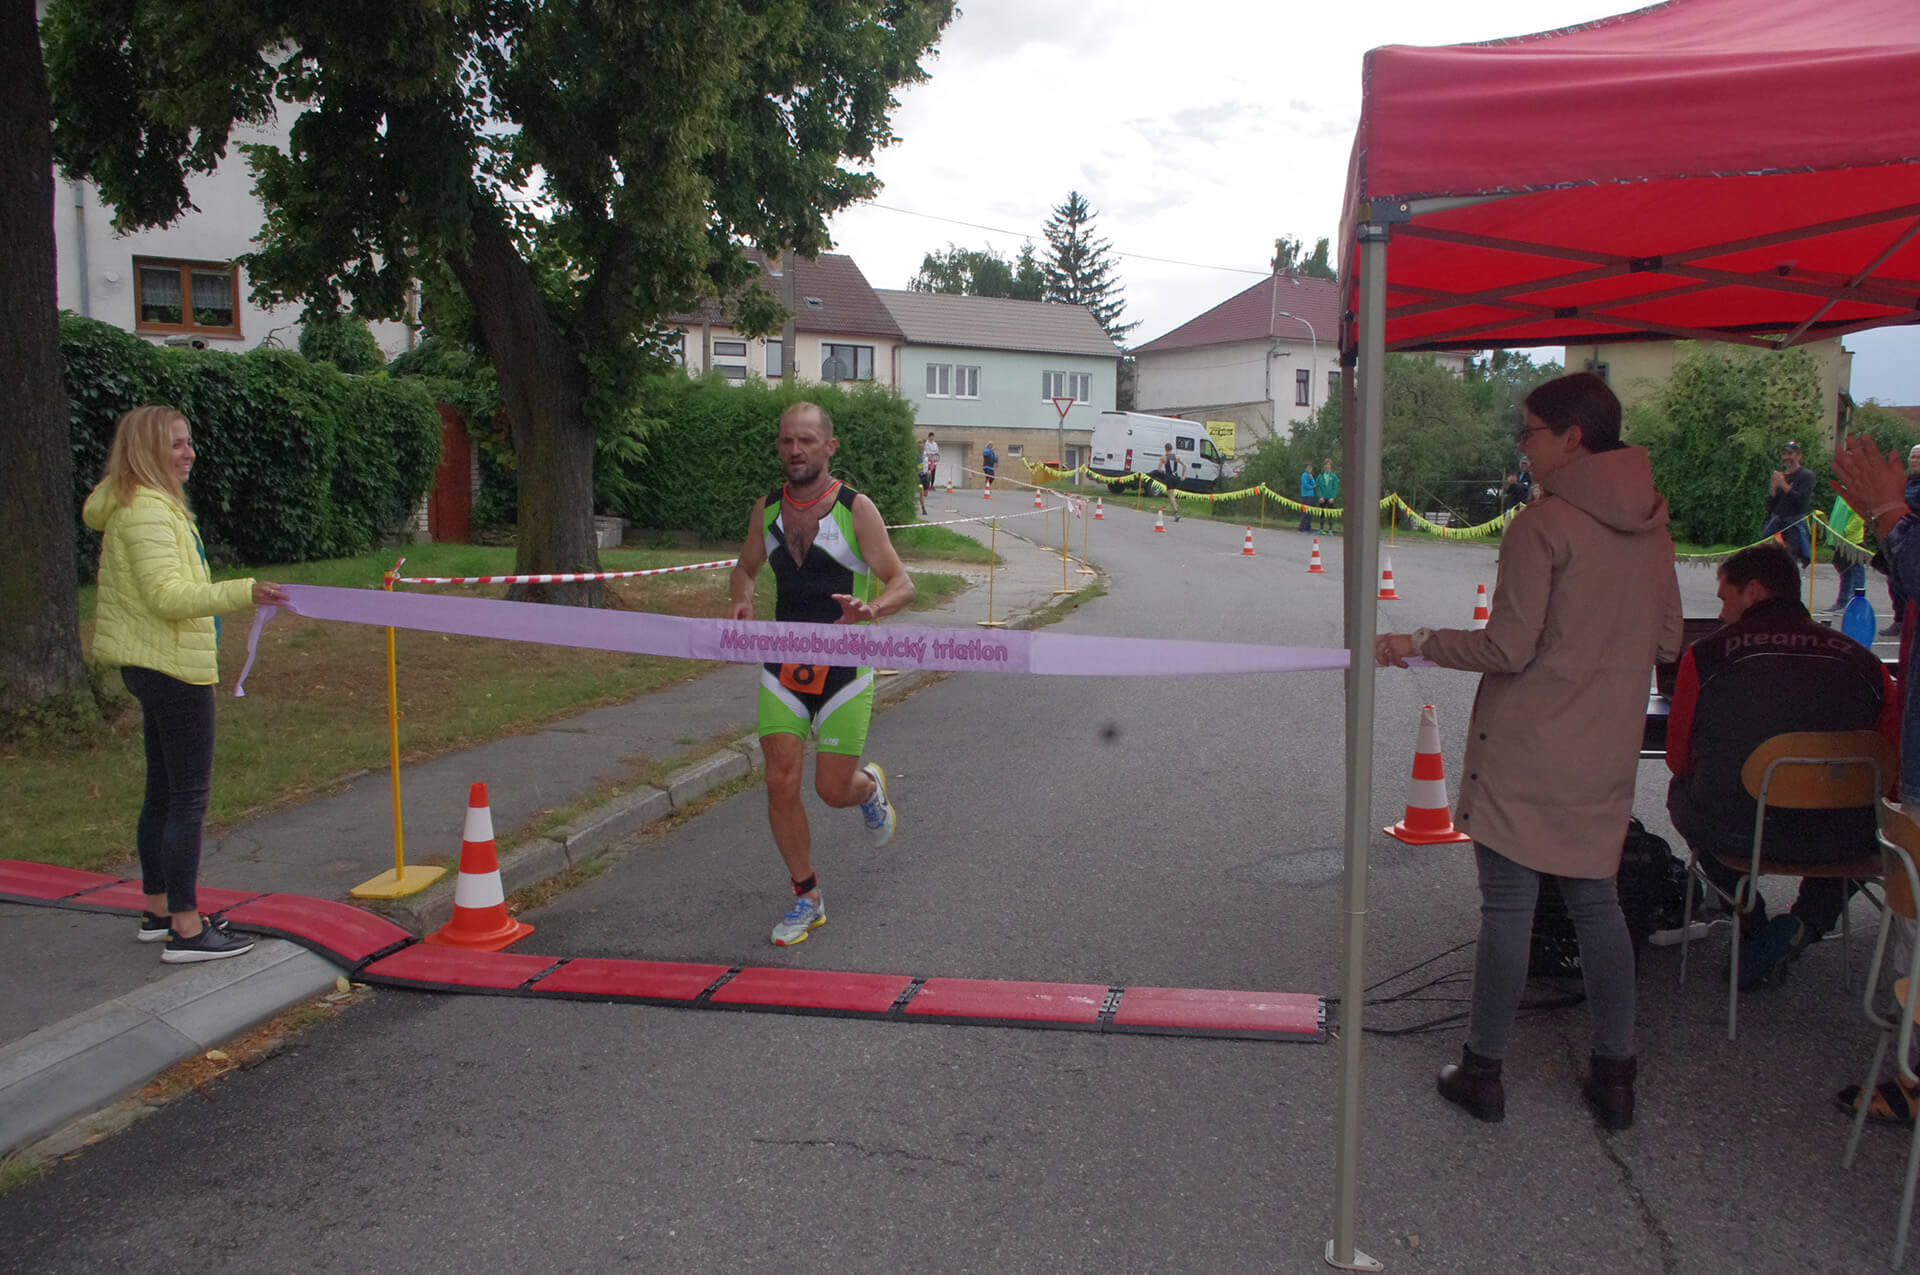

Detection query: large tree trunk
(0, 0), (90, 719)
(448, 214), (602, 607)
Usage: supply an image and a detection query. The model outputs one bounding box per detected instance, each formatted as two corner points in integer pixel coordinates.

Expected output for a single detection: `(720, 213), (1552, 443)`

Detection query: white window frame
(766, 339), (783, 378)
(926, 363), (952, 398)
(1069, 371), (1091, 403)
(1041, 370), (1066, 400)
(955, 365), (979, 399)
(1296, 367), (1311, 406)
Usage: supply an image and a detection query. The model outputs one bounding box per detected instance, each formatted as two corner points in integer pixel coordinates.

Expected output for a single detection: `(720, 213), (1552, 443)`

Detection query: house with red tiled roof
(1131, 274), (1346, 452)
(667, 250), (905, 388)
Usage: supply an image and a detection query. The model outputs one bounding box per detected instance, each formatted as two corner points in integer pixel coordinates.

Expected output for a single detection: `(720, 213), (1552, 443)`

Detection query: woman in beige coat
(1378, 372), (1683, 1130)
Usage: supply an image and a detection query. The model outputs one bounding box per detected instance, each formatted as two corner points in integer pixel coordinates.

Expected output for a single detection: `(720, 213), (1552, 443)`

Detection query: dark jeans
(1318, 497), (1337, 533)
(121, 666), (216, 915)
(1298, 504), (1312, 533)
(1668, 781), (1860, 940)
(1830, 562), (1866, 610)
(1761, 514), (1812, 567)
(1467, 842), (1635, 1060)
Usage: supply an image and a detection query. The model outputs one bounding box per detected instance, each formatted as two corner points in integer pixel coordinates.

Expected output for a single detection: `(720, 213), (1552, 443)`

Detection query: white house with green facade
(873, 290), (1121, 487)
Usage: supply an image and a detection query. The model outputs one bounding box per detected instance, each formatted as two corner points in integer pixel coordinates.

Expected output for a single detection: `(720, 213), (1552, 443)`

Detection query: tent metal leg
(1327, 230), (1388, 1273)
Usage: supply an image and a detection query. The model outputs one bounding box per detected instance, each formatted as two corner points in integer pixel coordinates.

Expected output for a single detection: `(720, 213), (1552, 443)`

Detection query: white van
(1086, 411), (1227, 494)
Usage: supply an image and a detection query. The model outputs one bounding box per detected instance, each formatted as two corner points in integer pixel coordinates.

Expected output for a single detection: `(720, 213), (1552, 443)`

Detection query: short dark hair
(1523, 372), (1623, 452)
(1719, 541), (1799, 601)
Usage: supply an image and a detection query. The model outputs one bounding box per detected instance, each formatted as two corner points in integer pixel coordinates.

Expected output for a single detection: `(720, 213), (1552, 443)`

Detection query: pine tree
(1041, 191), (1133, 344)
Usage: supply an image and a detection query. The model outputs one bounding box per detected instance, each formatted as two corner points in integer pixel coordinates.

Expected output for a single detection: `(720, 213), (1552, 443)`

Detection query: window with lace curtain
(134, 258), (241, 338)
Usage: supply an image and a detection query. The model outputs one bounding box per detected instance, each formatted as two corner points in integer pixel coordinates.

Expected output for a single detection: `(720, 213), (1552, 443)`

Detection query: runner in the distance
(728, 402), (914, 946)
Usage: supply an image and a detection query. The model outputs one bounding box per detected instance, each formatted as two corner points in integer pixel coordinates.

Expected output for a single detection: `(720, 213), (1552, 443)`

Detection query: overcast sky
(825, 0), (1920, 405)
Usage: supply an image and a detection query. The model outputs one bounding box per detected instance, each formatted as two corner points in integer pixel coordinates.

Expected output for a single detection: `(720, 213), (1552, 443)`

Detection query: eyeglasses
(1516, 424), (1555, 444)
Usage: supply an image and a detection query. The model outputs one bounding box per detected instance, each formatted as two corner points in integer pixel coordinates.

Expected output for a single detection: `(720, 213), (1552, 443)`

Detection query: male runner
(728, 402), (914, 945)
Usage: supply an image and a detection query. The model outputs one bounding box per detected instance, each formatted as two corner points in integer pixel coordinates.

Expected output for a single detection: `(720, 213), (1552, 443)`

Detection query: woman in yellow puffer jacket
(83, 406), (286, 963)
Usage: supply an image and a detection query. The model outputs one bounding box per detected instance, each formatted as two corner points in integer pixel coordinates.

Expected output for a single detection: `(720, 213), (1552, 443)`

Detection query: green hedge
(65, 314), (440, 575)
(604, 375), (919, 542)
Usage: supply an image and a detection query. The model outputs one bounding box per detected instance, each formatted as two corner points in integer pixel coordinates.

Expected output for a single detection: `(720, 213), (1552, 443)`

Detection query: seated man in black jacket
(1665, 541), (1898, 987)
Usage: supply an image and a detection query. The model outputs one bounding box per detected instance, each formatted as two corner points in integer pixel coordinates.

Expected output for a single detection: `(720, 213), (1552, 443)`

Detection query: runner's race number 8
(778, 662), (831, 694)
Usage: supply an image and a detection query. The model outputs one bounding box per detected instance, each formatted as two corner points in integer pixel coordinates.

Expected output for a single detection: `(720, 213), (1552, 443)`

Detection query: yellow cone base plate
(350, 864), (448, 899)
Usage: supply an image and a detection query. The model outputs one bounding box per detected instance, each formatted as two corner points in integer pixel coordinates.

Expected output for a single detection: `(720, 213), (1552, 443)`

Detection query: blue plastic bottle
(1842, 586), (1877, 649)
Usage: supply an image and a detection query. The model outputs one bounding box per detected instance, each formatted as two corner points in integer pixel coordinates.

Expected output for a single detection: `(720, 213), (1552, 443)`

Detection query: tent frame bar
(1326, 224), (1388, 1275)
(1368, 203), (1920, 352)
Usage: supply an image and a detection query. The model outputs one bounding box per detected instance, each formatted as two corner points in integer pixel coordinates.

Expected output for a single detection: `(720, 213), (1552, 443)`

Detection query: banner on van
(1205, 421), (1236, 458)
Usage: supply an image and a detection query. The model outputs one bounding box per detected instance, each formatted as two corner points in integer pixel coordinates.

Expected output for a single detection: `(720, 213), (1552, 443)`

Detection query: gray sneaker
(771, 893), (826, 946)
(858, 762), (896, 847)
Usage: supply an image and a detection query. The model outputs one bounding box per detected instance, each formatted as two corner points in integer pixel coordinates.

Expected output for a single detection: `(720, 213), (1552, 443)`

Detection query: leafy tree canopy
(1242, 352), (1558, 524)
(1625, 343), (1826, 546)
(908, 242), (1045, 300)
(44, 0), (954, 601)
(1042, 190), (1133, 344)
(1270, 235), (1334, 280)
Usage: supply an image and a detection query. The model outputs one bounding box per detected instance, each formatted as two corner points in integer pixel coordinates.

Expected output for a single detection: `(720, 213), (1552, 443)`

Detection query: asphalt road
(5, 507), (1912, 1274)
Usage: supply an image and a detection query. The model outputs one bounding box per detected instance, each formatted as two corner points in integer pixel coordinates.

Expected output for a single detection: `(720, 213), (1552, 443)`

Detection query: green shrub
(296, 313), (387, 374)
(604, 374), (918, 542)
(65, 314), (440, 576)
(1629, 344), (1824, 546)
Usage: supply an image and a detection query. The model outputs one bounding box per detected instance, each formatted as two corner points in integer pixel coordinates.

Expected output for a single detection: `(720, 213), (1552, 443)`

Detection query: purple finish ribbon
(233, 584), (1348, 696)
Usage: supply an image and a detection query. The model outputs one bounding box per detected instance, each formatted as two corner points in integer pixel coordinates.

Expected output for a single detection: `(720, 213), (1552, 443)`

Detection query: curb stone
(0, 939), (338, 1155)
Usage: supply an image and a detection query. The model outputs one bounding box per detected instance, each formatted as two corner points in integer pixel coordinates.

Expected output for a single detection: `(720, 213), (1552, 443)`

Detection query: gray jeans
(1467, 842), (1636, 1061)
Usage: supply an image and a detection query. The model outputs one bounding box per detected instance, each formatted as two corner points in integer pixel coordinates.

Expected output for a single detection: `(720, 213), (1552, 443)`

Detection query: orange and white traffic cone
(1241, 526), (1256, 557)
(1469, 584), (1490, 629)
(1033, 488), (1044, 509)
(426, 781), (534, 950)
(982, 482), (991, 500)
(1384, 705), (1473, 845)
(1377, 555), (1401, 601)
(1094, 498), (1104, 520)
(1307, 538), (1326, 574)
(1153, 509), (1167, 533)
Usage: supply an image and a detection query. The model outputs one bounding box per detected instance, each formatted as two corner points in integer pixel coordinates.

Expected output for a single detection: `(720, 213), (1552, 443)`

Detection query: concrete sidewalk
(0, 501), (1089, 1157)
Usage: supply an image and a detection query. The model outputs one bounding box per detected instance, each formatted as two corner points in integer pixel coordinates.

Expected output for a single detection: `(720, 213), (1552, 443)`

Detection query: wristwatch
(1411, 627), (1435, 655)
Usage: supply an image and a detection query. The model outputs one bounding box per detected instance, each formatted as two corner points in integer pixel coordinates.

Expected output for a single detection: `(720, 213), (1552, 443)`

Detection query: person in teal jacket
(1299, 464), (1316, 532)
(1316, 459), (1341, 533)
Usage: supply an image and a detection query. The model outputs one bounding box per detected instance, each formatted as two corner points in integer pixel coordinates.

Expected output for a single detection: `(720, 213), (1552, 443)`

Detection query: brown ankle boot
(1583, 1054), (1636, 1131)
(1437, 1047), (1505, 1122)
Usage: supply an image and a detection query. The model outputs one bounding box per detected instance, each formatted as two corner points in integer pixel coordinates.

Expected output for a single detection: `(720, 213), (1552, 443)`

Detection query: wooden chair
(1678, 729), (1892, 1041)
(1842, 799), (1920, 1268)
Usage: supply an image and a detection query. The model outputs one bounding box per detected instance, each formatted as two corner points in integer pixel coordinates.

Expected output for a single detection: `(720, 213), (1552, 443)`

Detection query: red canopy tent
(1325, 4), (1920, 1268)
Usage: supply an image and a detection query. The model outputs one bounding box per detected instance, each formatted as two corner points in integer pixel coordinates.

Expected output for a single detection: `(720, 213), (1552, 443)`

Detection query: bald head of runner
(777, 402), (838, 492)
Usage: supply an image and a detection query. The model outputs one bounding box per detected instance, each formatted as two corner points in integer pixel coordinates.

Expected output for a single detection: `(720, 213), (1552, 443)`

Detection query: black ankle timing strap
(791, 874), (817, 897)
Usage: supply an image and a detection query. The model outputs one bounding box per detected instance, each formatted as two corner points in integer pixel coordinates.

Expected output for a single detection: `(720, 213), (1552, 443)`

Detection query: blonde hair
(102, 406), (190, 511)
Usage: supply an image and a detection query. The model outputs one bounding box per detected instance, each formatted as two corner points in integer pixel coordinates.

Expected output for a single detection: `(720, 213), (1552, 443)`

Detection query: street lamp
(1270, 304), (1319, 423)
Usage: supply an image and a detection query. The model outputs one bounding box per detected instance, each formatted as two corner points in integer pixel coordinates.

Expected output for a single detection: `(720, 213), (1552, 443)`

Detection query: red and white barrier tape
(398, 558), (737, 585)
(398, 500), (1066, 585)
